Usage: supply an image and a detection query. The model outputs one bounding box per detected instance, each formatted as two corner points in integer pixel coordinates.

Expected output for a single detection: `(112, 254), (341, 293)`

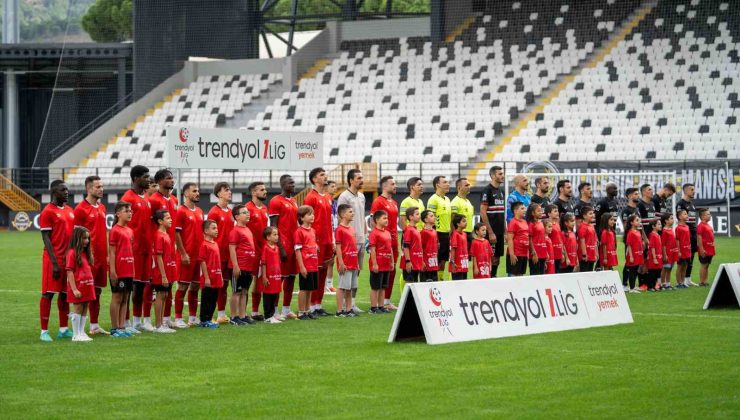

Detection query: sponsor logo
(12, 212), (31, 231)
(179, 127), (189, 143)
(427, 286), (453, 335)
(458, 288), (578, 327)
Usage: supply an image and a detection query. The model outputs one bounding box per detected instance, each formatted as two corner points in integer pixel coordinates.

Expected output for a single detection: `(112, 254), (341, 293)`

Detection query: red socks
(89, 291), (101, 324)
(40, 297), (52, 330)
(282, 276), (295, 307)
(384, 269), (396, 300)
(57, 294), (69, 327)
(174, 289), (186, 318)
(310, 266), (329, 305)
(142, 284), (153, 318)
(252, 292), (262, 313)
(217, 283), (228, 311)
(164, 289), (172, 318)
(187, 289), (199, 317)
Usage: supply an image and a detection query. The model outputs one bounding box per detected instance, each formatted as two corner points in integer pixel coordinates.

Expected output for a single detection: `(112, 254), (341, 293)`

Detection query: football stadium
(1, 0), (739, 417)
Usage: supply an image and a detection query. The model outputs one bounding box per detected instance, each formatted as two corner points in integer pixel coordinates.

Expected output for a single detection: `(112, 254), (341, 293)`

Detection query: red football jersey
(529, 221), (548, 259)
(121, 190), (153, 254)
(676, 224), (691, 259)
(449, 230), (469, 273)
(268, 194), (298, 252)
(646, 231), (663, 270)
(207, 204), (234, 262)
(109, 224), (135, 278)
(577, 223), (598, 262)
(697, 222), (715, 256)
(246, 201), (269, 258)
(175, 204), (204, 260)
(152, 230), (177, 284)
(371, 195), (399, 239)
(661, 228), (679, 263)
(600, 229), (618, 267)
(73, 199), (107, 270)
(549, 222), (563, 259)
(149, 192), (178, 245)
(228, 225), (257, 272)
(198, 239), (223, 288)
(401, 226), (423, 271)
(369, 228), (393, 271)
(303, 189), (333, 245)
(561, 230), (578, 268)
(545, 237), (555, 274)
(294, 226), (319, 272)
(626, 229), (645, 266)
(260, 244), (282, 294)
(39, 203), (75, 265)
(507, 218), (530, 257)
(65, 249), (95, 302)
(421, 228), (439, 271)
(470, 238), (493, 278)
(335, 224), (359, 271)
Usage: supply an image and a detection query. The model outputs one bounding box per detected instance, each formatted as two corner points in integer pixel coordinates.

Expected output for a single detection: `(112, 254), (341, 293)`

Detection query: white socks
(217, 311), (226, 318)
(143, 317), (151, 325)
(133, 316), (141, 325)
(326, 277), (334, 288)
(70, 313), (80, 337)
(384, 299), (391, 305)
(282, 306), (291, 315)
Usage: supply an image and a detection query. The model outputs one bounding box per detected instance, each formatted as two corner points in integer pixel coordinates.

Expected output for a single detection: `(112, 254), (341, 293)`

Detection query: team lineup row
(36, 165), (715, 342)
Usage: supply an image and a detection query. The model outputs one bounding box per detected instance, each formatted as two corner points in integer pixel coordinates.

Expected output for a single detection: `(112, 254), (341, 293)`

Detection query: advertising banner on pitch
(388, 271), (633, 345)
(166, 126), (322, 170)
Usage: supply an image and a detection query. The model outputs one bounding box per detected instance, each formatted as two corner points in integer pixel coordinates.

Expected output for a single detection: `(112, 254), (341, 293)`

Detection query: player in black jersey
(677, 183), (698, 286)
(573, 182), (593, 221)
(530, 176), (551, 209)
(595, 183), (619, 238)
(652, 182), (676, 220)
(480, 166), (505, 277)
(554, 179), (574, 220)
(638, 184), (657, 236)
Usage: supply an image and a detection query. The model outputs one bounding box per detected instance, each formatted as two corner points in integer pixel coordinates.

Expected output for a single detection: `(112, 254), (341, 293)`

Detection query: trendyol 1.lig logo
(179, 127), (189, 143)
(12, 212), (31, 231)
(427, 286), (454, 335)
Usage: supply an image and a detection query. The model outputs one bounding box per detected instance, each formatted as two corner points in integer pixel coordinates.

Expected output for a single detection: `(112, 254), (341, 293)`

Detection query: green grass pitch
(0, 231), (739, 418)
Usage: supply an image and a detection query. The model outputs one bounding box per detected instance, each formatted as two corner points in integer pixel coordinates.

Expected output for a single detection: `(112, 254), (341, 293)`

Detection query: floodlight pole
(2, 0), (19, 169)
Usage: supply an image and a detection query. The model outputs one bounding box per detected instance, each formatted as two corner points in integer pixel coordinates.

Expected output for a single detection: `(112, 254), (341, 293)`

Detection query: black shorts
(421, 270), (438, 282)
(678, 258), (691, 265)
(403, 270), (420, 283)
(370, 271), (390, 290)
(509, 256), (528, 276)
(110, 277), (133, 293)
(299, 272), (319, 291)
(451, 272), (468, 281)
(438, 232), (450, 262)
(231, 271), (253, 293)
(699, 255), (713, 264)
(153, 284), (172, 292)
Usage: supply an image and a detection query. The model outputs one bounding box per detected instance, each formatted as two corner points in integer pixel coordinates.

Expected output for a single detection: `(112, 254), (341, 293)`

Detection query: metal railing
(49, 92), (135, 162)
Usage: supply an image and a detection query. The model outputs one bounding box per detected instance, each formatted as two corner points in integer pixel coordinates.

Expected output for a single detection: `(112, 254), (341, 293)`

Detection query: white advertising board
(166, 126), (322, 170)
(389, 271), (633, 345)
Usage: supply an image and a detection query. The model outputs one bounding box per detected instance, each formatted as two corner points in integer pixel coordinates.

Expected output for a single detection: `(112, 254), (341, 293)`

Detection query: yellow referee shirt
(399, 196), (425, 230)
(451, 195), (474, 233)
(427, 193), (452, 233)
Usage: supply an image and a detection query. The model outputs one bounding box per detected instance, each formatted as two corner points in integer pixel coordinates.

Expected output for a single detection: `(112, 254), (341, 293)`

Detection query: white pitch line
(633, 312), (740, 320)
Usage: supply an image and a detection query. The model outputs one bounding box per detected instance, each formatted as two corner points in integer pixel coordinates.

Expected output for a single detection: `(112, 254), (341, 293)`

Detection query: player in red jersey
(120, 165), (153, 331)
(560, 214), (578, 273)
(261, 226), (284, 324)
(65, 227), (96, 342)
(526, 204), (547, 275)
(73, 175), (108, 335)
(207, 182), (233, 324)
(370, 176), (399, 309)
(152, 209), (177, 332)
(173, 182), (204, 327)
(660, 213), (678, 290)
(147, 169), (178, 328)
(598, 213), (618, 271)
(38, 180), (75, 342)
(675, 209), (691, 289)
(506, 201), (529, 276)
(646, 219), (664, 291)
(269, 174), (299, 319)
(198, 220), (222, 328)
(334, 204), (359, 316)
(543, 221), (556, 275)
(246, 182), (270, 321)
(401, 207), (423, 283)
(545, 205), (564, 273)
(109, 202), (135, 337)
(449, 214), (469, 280)
(577, 207), (598, 272)
(368, 211), (393, 313)
(625, 214), (645, 293)
(304, 167), (334, 317)
(228, 204), (258, 325)
(420, 211), (439, 282)
(295, 206), (320, 320)
(696, 208), (715, 287)
(470, 223), (493, 279)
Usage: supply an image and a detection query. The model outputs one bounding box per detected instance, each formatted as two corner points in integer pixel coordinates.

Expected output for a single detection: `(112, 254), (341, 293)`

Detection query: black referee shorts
(438, 232), (450, 262)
